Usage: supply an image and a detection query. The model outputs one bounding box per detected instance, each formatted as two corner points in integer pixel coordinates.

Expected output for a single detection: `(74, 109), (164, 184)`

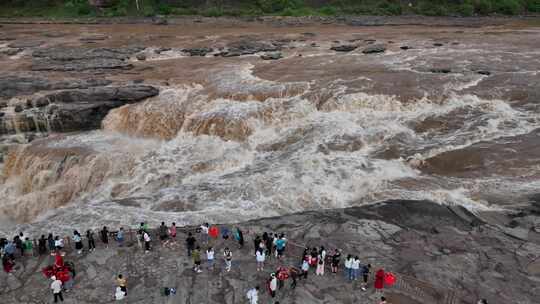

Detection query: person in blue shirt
(275, 234), (287, 259)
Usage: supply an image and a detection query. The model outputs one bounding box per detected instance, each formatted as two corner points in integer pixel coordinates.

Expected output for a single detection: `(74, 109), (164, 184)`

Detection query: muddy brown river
(0, 17), (539, 234)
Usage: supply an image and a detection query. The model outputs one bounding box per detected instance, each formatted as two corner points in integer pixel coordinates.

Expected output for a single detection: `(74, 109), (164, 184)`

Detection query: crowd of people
(1, 222), (490, 304)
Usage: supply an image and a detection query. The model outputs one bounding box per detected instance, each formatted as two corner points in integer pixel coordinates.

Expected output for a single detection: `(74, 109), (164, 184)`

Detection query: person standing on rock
(316, 253), (325, 276)
(301, 258), (309, 279)
(101, 226), (109, 248)
(235, 227), (244, 248)
(289, 266), (300, 289)
(51, 275), (64, 302)
(193, 246), (203, 273)
(86, 230), (96, 252)
(361, 263), (371, 291)
(275, 234), (287, 259)
(47, 233), (55, 253)
(159, 222), (169, 244)
(143, 231), (151, 252)
(38, 235), (47, 255)
(253, 235), (262, 255)
(116, 274), (127, 295)
(256, 247), (266, 271)
(186, 232), (196, 257)
(223, 247), (232, 272)
(344, 255), (353, 281)
(54, 236), (64, 251)
(269, 273), (278, 298)
(169, 222), (177, 243)
(200, 223), (209, 244)
(73, 230), (83, 254)
(374, 269), (385, 292)
(14, 235), (23, 257)
(206, 246), (215, 270)
(351, 256), (361, 281)
(246, 286), (259, 304)
(330, 249), (341, 274)
(116, 227), (125, 247)
(2, 254), (15, 274)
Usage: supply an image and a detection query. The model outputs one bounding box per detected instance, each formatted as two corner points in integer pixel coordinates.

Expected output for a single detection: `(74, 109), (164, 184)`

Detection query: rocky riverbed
(1, 200), (539, 304)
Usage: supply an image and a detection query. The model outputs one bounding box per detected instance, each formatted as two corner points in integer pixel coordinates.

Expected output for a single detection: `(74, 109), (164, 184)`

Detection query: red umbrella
(384, 272), (396, 286)
(209, 226), (219, 238)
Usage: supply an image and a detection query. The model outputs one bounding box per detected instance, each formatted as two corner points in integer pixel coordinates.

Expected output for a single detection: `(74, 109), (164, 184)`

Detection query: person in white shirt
(255, 248), (266, 271)
(269, 273), (278, 298)
(50, 276), (64, 302)
(54, 236), (64, 251)
(223, 247), (232, 272)
(246, 286), (259, 304)
(200, 223), (209, 244)
(351, 256), (361, 281)
(115, 286), (126, 300)
(344, 255), (353, 281)
(316, 254), (325, 276)
(143, 232), (151, 252)
(206, 247), (215, 270)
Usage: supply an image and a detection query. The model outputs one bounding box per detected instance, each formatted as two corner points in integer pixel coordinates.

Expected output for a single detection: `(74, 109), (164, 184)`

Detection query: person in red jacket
(374, 269), (385, 292)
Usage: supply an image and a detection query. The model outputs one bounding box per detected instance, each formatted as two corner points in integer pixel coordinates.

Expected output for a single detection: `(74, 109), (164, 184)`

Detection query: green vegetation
(0, 0), (539, 18)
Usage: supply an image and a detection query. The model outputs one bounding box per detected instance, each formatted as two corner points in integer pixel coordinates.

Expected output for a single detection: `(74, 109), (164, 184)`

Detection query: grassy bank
(1, 0), (539, 18)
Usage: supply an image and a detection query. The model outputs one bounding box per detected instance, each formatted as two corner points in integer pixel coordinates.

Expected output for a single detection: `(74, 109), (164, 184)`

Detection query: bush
(474, 0), (493, 14)
(524, 0), (540, 12)
(417, 1), (448, 16)
(318, 5), (337, 16)
(378, 2), (403, 15)
(492, 0), (522, 15)
(203, 7), (224, 17)
(157, 4), (172, 15)
(458, 2), (475, 16)
(256, 0), (303, 14)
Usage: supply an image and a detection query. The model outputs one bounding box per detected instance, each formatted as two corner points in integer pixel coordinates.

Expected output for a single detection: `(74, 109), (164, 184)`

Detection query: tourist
(63, 267), (75, 292)
(261, 232), (270, 256)
(253, 235), (262, 255)
(289, 266), (300, 289)
(246, 286), (259, 304)
(200, 223), (209, 244)
(159, 222), (169, 244)
(269, 273), (278, 298)
(221, 226), (230, 240)
(4, 240), (15, 259)
(316, 253), (325, 276)
(344, 255), (353, 281)
(51, 275), (64, 302)
(477, 300), (488, 304)
(206, 246), (215, 270)
(320, 246), (327, 261)
(301, 259), (309, 279)
(223, 247), (232, 272)
(256, 248), (266, 271)
(374, 269), (385, 292)
(73, 231), (83, 254)
(186, 232), (196, 256)
(101, 226), (109, 248)
(361, 263), (371, 291)
(272, 233), (279, 257)
(235, 227), (244, 248)
(309, 247), (319, 268)
(23, 237), (33, 256)
(169, 222), (177, 242)
(117, 274), (127, 295)
(47, 233), (55, 252)
(14, 235), (23, 257)
(86, 230), (96, 252)
(193, 246), (202, 273)
(276, 266), (289, 289)
(351, 256), (360, 281)
(275, 234), (287, 259)
(379, 296), (388, 304)
(54, 236), (64, 251)
(143, 231), (151, 252)
(38, 235), (47, 255)
(137, 225), (144, 249)
(2, 255), (14, 274)
(116, 227), (125, 247)
(331, 249), (341, 274)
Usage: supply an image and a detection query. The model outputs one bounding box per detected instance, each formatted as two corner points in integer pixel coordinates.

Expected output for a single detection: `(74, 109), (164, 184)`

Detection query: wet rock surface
(1, 200), (538, 304)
